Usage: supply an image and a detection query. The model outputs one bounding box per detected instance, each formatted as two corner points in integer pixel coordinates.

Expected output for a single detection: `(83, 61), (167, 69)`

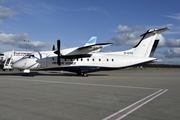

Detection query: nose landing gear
(23, 69), (30, 76)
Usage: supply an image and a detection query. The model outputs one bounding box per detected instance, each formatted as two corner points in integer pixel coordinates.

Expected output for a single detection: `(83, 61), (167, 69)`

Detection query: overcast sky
(0, 0), (180, 64)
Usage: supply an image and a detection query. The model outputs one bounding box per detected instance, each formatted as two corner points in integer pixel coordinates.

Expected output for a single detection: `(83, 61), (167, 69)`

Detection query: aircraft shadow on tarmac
(0, 70), (109, 77)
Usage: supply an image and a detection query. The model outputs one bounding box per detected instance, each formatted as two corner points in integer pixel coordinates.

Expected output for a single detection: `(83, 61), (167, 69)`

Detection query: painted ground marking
(103, 89), (168, 120)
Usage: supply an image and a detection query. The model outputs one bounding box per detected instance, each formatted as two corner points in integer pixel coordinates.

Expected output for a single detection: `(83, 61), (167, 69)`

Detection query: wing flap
(78, 43), (113, 50)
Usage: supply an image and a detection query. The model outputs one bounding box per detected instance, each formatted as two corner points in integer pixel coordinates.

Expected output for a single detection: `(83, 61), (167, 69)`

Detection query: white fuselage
(12, 50), (156, 72)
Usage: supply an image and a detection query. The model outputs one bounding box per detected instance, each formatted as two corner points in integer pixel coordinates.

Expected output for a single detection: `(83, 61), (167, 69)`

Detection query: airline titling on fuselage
(12, 27), (169, 76)
(0, 50), (33, 70)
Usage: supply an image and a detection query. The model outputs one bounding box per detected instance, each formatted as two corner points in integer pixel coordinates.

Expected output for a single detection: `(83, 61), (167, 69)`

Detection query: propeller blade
(57, 39), (60, 51)
(57, 39), (61, 66)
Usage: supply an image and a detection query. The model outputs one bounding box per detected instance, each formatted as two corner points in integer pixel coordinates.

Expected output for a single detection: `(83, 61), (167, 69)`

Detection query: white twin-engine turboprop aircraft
(12, 27), (169, 76)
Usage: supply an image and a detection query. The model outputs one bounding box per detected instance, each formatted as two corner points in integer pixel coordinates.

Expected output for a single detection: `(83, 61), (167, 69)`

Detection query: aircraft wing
(66, 42), (113, 55)
(77, 43), (113, 53)
(55, 43), (113, 59)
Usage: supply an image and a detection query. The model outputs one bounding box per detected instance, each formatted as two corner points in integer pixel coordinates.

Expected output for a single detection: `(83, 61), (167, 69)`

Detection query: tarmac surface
(0, 68), (180, 120)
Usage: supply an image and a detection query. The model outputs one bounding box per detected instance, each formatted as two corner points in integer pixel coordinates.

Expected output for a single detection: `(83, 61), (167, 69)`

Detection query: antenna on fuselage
(52, 45), (55, 51)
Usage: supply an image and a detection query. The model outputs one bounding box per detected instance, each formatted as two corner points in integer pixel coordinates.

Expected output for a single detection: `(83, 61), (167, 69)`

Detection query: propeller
(57, 39), (61, 66)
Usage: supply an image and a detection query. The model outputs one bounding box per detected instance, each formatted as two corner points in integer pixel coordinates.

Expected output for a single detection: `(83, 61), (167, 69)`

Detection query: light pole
(24, 40), (29, 51)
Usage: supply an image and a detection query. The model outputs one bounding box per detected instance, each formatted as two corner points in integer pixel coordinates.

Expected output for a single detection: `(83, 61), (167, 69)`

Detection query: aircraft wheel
(82, 72), (88, 77)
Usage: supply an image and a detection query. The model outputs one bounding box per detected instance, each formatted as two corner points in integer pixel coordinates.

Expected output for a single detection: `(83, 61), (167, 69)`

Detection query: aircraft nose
(12, 62), (19, 69)
(12, 61), (25, 69)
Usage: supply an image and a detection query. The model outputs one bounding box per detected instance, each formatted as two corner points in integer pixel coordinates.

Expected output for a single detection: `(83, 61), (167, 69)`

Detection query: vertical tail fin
(84, 36), (97, 46)
(129, 27), (169, 57)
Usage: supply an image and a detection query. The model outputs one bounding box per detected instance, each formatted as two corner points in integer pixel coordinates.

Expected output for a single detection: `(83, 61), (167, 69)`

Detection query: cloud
(0, 5), (17, 23)
(162, 48), (180, 58)
(157, 36), (180, 48)
(156, 34), (166, 47)
(109, 25), (145, 46)
(16, 41), (51, 51)
(156, 37), (180, 59)
(166, 38), (180, 47)
(0, 32), (51, 51)
(165, 13), (180, 20)
(117, 25), (144, 33)
(74, 6), (108, 16)
(109, 33), (140, 46)
(75, 7), (99, 11)
(0, 32), (28, 44)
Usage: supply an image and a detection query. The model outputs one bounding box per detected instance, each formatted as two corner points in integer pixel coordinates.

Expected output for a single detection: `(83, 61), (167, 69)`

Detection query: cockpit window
(0, 53), (4, 56)
(22, 54), (35, 59)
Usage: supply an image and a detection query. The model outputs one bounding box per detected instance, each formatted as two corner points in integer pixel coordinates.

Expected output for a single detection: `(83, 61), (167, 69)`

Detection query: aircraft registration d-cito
(12, 27), (169, 76)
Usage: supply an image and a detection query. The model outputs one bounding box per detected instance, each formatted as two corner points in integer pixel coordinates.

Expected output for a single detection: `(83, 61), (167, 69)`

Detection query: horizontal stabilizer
(140, 27), (169, 37)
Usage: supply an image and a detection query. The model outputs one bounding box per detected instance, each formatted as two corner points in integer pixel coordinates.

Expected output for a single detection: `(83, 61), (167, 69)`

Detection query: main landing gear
(77, 71), (88, 77)
(82, 72), (88, 77)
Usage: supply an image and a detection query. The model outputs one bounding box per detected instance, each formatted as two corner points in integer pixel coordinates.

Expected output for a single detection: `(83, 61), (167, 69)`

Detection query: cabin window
(76, 58), (78, 61)
(92, 58), (94, 61)
(99, 59), (101, 62)
(87, 58), (89, 61)
(112, 59), (114, 62)
(81, 58), (83, 61)
(107, 59), (109, 62)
